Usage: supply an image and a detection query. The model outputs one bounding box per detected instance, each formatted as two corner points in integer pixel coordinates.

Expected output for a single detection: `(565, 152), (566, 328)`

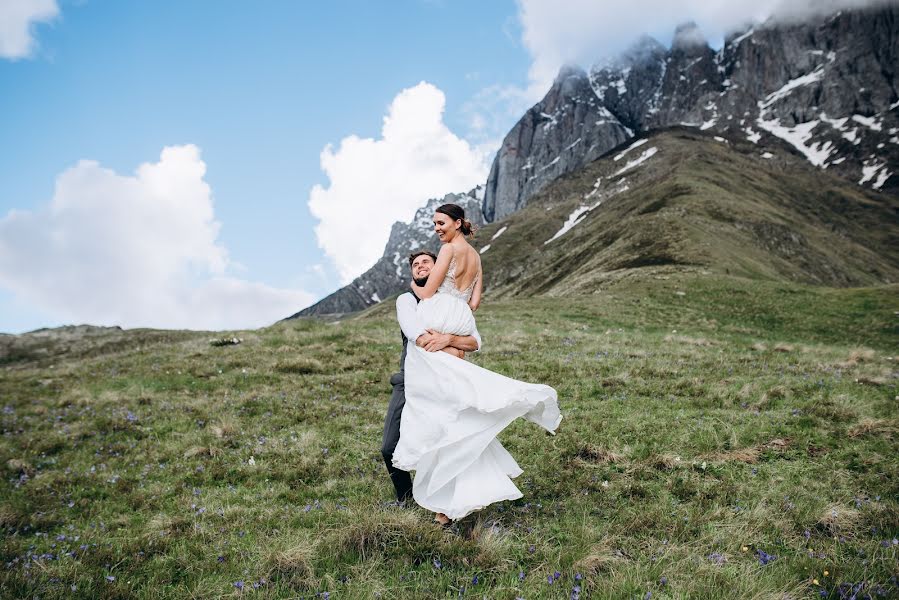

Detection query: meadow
(1, 270), (897, 599)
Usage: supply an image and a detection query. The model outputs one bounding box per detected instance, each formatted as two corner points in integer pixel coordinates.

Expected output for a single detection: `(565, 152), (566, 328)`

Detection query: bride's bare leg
(435, 512), (452, 525)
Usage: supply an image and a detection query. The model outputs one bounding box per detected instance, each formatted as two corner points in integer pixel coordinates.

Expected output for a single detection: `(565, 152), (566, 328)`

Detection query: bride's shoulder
(437, 244), (455, 259)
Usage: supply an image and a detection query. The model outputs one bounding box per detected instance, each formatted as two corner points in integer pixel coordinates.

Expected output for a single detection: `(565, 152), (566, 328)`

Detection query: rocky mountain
(287, 188), (486, 318)
(474, 128), (899, 297)
(483, 4), (899, 221)
(291, 4), (898, 318)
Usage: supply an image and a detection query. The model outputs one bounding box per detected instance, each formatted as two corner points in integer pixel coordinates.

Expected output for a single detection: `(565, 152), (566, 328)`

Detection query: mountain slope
(483, 4), (899, 220)
(473, 128), (899, 298)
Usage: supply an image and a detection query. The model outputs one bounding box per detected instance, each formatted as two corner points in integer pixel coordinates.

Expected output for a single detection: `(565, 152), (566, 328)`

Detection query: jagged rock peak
(672, 21), (709, 50)
(555, 63), (587, 80)
(622, 34), (667, 65)
(592, 34), (666, 73)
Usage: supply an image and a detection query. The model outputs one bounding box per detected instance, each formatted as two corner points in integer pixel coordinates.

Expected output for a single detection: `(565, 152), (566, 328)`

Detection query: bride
(392, 203), (562, 526)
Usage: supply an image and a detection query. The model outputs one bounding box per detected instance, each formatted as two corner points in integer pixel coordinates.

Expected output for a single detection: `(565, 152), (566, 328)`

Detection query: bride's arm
(468, 265), (483, 312)
(410, 244), (453, 299)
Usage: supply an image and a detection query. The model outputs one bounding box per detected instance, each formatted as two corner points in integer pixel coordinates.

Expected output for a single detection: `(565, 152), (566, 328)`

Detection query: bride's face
(433, 212), (461, 242)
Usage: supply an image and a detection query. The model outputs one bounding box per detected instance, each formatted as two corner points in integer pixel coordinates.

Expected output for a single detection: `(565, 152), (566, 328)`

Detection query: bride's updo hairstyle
(436, 203), (476, 238)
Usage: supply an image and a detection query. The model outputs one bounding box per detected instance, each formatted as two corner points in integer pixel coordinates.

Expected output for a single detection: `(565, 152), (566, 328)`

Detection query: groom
(381, 250), (482, 504)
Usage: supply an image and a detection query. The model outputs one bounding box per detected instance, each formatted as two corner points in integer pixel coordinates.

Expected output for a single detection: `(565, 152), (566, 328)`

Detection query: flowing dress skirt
(392, 293), (562, 520)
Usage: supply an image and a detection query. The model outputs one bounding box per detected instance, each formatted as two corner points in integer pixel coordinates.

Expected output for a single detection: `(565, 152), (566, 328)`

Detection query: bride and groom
(380, 203), (562, 527)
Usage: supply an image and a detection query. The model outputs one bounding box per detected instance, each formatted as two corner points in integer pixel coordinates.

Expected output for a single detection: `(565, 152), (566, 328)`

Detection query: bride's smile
(433, 213), (457, 242)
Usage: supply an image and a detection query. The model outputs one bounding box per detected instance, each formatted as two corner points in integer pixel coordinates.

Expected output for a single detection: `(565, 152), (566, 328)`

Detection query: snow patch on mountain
(613, 147), (658, 176)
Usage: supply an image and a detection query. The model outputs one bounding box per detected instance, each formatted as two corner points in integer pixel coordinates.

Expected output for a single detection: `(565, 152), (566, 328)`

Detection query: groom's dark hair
(408, 250), (437, 266)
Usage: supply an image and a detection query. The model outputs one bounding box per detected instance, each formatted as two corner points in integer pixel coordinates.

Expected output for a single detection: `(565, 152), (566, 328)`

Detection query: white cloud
(308, 81), (490, 283)
(0, 145), (314, 331)
(0, 0), (59, 60)
(516, 0), (894, 95)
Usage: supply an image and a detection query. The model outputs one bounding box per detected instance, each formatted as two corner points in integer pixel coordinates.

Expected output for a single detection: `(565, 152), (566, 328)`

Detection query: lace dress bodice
(438, 257), (479, 303)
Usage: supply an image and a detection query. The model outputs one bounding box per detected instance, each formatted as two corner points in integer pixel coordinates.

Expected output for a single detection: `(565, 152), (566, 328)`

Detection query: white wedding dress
(392, 257), (562, 520)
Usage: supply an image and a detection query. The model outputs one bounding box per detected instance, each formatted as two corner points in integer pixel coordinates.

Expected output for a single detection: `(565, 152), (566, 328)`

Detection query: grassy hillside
(1, 272), (897, 598)
(475, 128), (899, 299)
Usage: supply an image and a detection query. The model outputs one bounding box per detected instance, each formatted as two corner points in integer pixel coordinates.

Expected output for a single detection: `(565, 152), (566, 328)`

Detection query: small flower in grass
(708, 552), (726, 565)
(217, 555), (225, 563)
(553, 571), (561, 581)
(105, 575), (115, 582)
(519, 571), (525, 581)
(472, 575), (478, 585)
(659, 576), (668, 586)
(644, 593), (652, 600)
(575, 573), (582, 581)
(528, 545), (535, 554)
(234, 581), (243, 590)
(756, 549), (776, 565)
(433, 558), (441, 569)
(741, 545), (749, 552)
(548, 575), (554, 584)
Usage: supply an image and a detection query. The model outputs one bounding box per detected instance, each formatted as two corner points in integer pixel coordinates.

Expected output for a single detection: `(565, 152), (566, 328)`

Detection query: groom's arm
(419, 329), (480, 353)
(396, 294), (426, 344)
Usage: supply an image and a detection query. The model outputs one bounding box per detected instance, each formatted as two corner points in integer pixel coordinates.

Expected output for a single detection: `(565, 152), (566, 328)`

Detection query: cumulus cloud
(0, 145), (314, 331)
(308, 81), (490, 283)
(517, 0), (896, 95)
(0, 0), (59, 60)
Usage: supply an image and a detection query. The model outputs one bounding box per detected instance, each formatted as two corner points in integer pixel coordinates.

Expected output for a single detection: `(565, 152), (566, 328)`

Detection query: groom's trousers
(381, 371), (413, 503)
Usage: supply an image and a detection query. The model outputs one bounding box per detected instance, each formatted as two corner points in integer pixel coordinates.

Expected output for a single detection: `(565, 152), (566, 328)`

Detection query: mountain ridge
(483, 4), (898, 221)
(294, 4), (898, 318)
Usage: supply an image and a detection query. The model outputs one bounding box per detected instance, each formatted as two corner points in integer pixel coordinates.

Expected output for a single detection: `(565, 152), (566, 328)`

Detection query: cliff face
(482, 5), (899, 221)
(482, 66), (633, 222)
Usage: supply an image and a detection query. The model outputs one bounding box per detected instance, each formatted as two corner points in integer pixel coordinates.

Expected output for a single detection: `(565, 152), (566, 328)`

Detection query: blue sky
(0, 0), (812, 333)
(0, 0), (536, 332)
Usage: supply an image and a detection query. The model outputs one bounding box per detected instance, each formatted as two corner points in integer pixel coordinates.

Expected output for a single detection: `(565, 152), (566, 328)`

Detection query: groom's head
(409, 251), (438, 286)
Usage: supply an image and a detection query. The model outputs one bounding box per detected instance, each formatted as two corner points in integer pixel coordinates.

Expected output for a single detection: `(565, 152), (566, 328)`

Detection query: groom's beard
(413, 275), (429, 287)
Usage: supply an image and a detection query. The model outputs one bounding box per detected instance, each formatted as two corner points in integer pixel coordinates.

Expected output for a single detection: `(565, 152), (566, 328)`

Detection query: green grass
(1, 273), (897, 599)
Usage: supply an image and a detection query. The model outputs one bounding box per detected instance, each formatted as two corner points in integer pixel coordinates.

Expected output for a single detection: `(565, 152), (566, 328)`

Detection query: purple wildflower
(554, 571), (561, 580)
(519, 571), (525, 581)
(756, 549), (776, 566)
(234, 581), (244, 589)
(472, 575), (478, 585)
(433, 558), (441, 569)
(105, 575), (115, 582)
(659, 576), (668, 586)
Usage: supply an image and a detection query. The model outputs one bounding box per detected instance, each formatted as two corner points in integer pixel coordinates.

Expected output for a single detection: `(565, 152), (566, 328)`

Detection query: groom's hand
(422, 329), (452, 352)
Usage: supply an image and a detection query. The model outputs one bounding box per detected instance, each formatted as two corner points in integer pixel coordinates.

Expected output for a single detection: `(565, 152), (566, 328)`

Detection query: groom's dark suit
(381, 291), (481, 503)
(380, 292), (420, 503)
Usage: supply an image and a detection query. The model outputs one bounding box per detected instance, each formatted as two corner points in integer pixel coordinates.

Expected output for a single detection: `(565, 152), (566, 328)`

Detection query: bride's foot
(434, 512), (453, 527)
